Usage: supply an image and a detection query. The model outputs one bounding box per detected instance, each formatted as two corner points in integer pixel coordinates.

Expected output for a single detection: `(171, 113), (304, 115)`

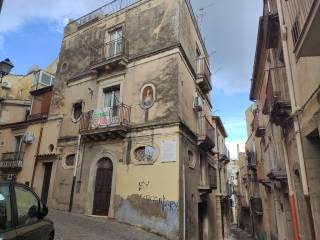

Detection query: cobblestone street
(48, 210), (166, 240)
(230, 224), (255, 240)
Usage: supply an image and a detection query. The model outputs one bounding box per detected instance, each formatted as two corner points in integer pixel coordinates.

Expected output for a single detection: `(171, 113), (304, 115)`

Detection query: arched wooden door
(93, 158), (113, 216)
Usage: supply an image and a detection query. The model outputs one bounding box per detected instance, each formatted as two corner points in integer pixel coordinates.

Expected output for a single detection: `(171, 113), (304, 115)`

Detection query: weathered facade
(240, 0), (320, 239)
(45, 0), (228, 239)
(0, 62), (58, 203)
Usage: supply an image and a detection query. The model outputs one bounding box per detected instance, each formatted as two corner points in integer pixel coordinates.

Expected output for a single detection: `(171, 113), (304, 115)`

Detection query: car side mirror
(28, 205), (38, 218)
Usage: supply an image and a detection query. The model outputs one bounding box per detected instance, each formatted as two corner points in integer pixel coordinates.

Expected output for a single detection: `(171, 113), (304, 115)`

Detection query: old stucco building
(241, 0), (320, 239)
(0, 61), (59, 207)
(43, 0), (231, 239)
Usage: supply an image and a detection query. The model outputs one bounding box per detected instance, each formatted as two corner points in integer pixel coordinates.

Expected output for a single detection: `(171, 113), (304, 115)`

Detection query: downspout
(182, 147), (186, 240)
(69, 134), (81, 212)
(31, 125), (44, 188)
(276, 0), (315, 238)
(216, 134), (225, 240)
(281, 135), (300, 240)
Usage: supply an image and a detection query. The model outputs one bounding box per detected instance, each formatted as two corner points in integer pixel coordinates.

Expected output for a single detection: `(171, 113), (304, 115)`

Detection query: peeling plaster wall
(180, 133), (206, 240)
(0, 103), (30, 124)
(48, 0), (213, 239)
(0, 123), (42, 184)
(114, 128), (180, 239)
(50, 143), (77, 211)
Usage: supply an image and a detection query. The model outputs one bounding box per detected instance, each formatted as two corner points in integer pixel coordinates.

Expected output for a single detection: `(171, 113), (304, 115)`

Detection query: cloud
(0, 0), (109, 44)
(191, 0), (262, 93)
(226, 140), (246, 160)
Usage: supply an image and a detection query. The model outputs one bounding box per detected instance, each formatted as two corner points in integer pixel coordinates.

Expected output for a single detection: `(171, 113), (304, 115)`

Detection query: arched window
(63, 154), (76, 169)
(134, 146), (157, 163)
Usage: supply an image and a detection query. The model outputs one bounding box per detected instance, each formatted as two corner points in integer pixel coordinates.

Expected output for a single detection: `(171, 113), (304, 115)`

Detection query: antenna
(198, 2), (215, 32)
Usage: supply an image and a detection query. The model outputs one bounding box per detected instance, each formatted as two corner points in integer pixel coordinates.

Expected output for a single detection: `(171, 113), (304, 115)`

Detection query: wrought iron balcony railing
(0, 152), (24, 171)
(195, 57), (212, 93)
(90, 37), (129, 67)
(253, 110), (265, 137)
(71, 0), (139, 27)
(285, 0), (314, 45)
(247, 151), (257, 171)
(80, 103), (131, 132)
(263, 66), (291, 125)
(197, 116), (216, 151)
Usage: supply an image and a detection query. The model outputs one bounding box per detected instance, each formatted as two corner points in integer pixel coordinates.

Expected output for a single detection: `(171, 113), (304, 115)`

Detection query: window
(13, 135), (23, 153)
(32, 71), (55, 86)
(72, 102), (83, 122)
(15, 186), (39, 226)
(0, 185), (12, 232)
(65, 154), (76, 167)
(108, 28), (123, 58)
(188, 151), (196, 169)
(103, 85), (120, 119)
(41, 72), (54, 86)
(134, 146), (157, 163)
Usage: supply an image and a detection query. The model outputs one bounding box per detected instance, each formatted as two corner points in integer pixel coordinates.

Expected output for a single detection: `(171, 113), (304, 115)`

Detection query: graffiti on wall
(137, 180), (178, 212)
(138, 181), (150, 191)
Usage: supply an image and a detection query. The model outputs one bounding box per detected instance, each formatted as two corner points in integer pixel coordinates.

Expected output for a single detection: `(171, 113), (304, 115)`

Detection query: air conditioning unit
(193, 95), (203, 111)
(24, 132), (35, 144)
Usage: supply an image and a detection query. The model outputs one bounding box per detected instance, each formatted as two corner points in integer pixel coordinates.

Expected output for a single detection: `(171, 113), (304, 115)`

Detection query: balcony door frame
(97, 79), (123, 108)
(13, 134), (24, 153)
(105, 27), (123, 58)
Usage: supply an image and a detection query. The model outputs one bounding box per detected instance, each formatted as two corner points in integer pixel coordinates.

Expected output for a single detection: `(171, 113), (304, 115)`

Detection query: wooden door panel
(93, 160), (113, 216)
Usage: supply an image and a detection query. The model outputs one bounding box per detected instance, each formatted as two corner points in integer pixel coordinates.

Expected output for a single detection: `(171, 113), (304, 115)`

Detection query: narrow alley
(229, 225), (255, 240)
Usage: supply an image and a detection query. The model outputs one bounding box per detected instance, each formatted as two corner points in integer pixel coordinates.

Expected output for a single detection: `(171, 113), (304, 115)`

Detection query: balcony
(285, 0), (320, 56)
(247, 151), (257, 171)
(195, 57), (212, 94)
(0, 152), (24, 172)
(253, 110), (265, 138)
(197, 116), (215, 151)
(263, 66), (291, 126)
(79, 103), (131, 141)
(90, 37), (129, 71)
(219, 144), (230, 163)
(67, 0), (138, 30)
(264, 156), (287, 182)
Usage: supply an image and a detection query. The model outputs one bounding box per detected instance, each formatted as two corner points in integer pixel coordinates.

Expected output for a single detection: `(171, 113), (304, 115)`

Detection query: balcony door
(13, 135), (23, 153)
(108, 29), (122, 58)
(103, 85), (120, 124)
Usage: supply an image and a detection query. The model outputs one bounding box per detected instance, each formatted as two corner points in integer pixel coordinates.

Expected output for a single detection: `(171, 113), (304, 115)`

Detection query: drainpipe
(31, 125), (44, 188)
(69, 134), (81, 212)
(276, 0), (315, 238)
(281, 137), (300, 240)
(182, 148), (186, 240)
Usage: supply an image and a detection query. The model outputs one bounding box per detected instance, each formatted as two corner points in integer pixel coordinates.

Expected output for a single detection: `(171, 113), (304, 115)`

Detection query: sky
(0, 0), (262, 159)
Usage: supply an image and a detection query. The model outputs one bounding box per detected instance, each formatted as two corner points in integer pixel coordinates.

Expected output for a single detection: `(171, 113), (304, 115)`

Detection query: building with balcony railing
(251, 1), (320, 238)
(0, 152), (24, 172)
(0, 60), (60, 209)
(45, 0), (222, 239)
(283, 0), (320, 56)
